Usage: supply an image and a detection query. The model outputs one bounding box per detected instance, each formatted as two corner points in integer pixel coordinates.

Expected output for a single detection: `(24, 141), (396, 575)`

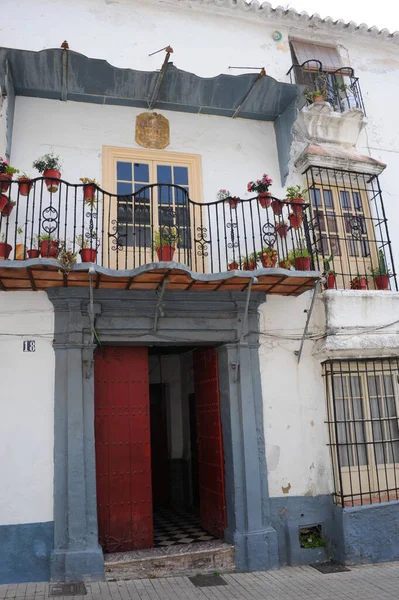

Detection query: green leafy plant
(369, 250), (391, 276)
(58, 248), (77, 272)
(18, 172), (31, 180)
(288, 246), (311, 261)
(299, 527), (326, 549)
(323, 254), (335, 274)
(80, 177), (100, 186)
(0, 157), (19, 176)
(304, 88), (326, 103)
(153, 227), (181, 250)
(32, 152), (62, 173)
(286, 185), (307, 200)
(241, 252), (258, 269)
(38, 233), (58, 242)
(76, 233), (97, 248)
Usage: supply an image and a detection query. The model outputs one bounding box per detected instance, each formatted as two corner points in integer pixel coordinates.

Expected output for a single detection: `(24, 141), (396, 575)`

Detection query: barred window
(324, 359), (399, 507)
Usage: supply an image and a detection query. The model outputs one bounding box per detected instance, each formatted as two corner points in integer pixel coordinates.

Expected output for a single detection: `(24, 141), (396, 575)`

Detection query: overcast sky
(271, 0), (399, 32)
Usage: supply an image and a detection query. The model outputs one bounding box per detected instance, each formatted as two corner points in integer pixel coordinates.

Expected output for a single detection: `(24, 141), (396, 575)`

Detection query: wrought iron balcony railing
(287, 61), (366, 115)
(0, 178), (314, 275)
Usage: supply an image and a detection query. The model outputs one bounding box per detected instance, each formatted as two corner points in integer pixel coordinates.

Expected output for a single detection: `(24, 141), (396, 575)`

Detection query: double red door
(94, 346), (153, 553)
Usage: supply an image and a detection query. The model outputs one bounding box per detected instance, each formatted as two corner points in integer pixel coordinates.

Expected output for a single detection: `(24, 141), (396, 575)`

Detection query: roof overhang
(0, 46), (305, 184)
(0, 260), (320, 296)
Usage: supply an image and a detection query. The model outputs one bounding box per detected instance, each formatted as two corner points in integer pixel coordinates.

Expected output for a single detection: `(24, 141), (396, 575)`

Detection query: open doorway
(94, 345), (227, 555)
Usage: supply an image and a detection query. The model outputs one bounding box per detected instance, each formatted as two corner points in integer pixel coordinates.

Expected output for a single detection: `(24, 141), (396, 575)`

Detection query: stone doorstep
(104, 542), (235, 580)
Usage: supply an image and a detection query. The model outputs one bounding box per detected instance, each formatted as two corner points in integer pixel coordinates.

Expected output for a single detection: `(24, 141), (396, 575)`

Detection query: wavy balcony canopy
(0, 46), (305, 183)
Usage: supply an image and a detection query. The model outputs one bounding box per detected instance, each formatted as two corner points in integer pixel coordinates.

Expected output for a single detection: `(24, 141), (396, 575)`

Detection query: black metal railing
(287, 61), (366, 115)
(0, 178), (315, 274)
(305, 167), (397, 291)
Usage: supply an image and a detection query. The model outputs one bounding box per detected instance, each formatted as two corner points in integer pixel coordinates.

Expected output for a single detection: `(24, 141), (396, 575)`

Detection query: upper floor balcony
(0, 172), (396, 295)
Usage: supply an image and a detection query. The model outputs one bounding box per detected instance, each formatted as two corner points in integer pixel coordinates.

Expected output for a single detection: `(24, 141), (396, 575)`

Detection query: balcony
(0, 178), (319, 295)
(287, 61), (365, 114)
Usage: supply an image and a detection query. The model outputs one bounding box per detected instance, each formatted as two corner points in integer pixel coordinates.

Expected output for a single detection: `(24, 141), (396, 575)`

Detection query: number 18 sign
(23, 340), (36, 352)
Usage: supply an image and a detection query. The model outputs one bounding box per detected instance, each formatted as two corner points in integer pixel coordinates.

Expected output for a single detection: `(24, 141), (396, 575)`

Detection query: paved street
(2, 563), (399, 600)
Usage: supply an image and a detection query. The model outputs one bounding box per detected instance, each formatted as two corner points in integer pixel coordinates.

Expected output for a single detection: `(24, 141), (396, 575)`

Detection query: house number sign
(23, 340), (36, 352)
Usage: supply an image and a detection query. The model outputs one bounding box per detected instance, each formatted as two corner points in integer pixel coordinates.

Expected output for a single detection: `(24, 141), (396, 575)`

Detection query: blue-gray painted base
(51, 547), (104, 582)
(0, 522), (54, 584)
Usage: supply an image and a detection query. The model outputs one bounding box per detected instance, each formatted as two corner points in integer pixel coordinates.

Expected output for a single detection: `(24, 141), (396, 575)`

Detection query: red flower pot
(375, 275), (390, 290)
(271, 199), (283, 215)
(258, 192), (271, 209)
(0, 242), (12, 259)
(1, 202), (15, 217)
(226, 197), (240, 209)
(18, 178), (33, 196)
(80, 248), (97, 263)
(228, 262), (239, 271)
(40, 240), (59, 258)
(276, 223), (289, 237)
(0, 173), (12, 192)
(289, 213), (303, 230)
(260, 253), (278, 268)
(325, 273), (336, 289)
(243, 260), (256, 271)
(44, 169), (61, 193)
(279, 260), (291, 269)
(0, 194), (8, 212)
(350, 277), (367, 290)
(295, 256), (311, 271)
(290, 197), (304, 216)
(83, 184), (96, 203)
(27, 249), (40, 258)
(157, 245), (175, 261)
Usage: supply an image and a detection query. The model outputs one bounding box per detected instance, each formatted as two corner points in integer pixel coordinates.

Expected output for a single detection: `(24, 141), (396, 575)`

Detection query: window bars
(323, 359), (399, 507)
(305, 167), (397, 291)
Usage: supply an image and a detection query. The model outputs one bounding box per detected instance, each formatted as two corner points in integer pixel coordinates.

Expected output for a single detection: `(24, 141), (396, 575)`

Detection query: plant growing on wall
(33, 152), (63, 193)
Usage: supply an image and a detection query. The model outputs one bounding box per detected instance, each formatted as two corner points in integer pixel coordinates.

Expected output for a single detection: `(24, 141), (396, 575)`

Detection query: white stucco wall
(0, 292), (54, 525)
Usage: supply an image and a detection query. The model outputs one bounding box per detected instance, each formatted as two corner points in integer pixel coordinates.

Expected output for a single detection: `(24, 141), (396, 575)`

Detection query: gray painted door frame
(46, 288), (279, 582)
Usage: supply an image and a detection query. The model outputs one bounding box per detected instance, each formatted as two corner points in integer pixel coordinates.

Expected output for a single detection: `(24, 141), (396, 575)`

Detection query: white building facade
(1, 0), (399, 584)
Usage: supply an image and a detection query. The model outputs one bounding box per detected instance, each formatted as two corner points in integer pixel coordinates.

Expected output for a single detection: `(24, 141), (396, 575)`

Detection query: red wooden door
(193, 348), (227, 538)
(94, 346), (153, 553)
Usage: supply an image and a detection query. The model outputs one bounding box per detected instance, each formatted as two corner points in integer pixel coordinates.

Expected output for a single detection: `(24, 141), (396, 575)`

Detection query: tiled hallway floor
(153, 506), (216, 547)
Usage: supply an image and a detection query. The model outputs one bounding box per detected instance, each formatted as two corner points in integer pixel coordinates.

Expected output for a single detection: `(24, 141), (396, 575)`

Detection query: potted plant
(323, 254), (336, 289)
(27, 235), (40, 259)
(33, 152), (62, 192)
(286, 185), (306, 216)
(247, 174), (273, 208)
(228, 260), (240, 271)
(1, 200), (16, 217)
(80, 177), (100, 205)
(0, 194), (8, 212)
(276, 220), (289, 237)
(0, 157), (19, 192)
(15, 226), (26, 260)
(17, 173), (33, 196)
(58, 247), (78, 272)
(38, 233), (59, 258)
(242, 252), (257, 271)
(288, 212), (303, 230)
(218, 189), (240, 209)
(289, 247), (312, 271)
(305, 88), (326, 104)
(271, 199), (283, 215)
(153, 226), (181, 261)
(370, 250), (391, 290)
(0, 234), (12, 259)
(350, 275), (367, 290)
(279, 259), (292, 269)
(258, 247), (278, 268)
(77, 234), (98, 263)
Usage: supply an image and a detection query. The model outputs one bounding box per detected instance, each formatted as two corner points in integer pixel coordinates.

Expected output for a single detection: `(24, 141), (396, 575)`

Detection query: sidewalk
(1, 562), (399, 600)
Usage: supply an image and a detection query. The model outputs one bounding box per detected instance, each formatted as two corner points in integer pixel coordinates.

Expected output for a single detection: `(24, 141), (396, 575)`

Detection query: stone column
(217, 341), (279, 571)
(48, 293), (104, 582)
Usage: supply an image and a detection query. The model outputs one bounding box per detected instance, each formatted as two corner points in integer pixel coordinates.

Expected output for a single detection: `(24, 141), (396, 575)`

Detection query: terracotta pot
(226, 197), (240, 209)
(43, 169), (61, 193)
(228, 262), (239, 271)
(15, 244), (25, 260)
(257, 192), (271, 209)
(1, 201), (15, 217)
(351, 277), (367, 290)
(294, 256), (311, 271)
(260, 253), (278, 268)
(271, 199), (283, 215)
(0, 242), (12, 259)
(156, 245), (175, 261)
(0, 173), (12, 192)
(83, 184), (96, 203)
(27, 249), (40, 259)
(276, 223), (289, 237)
(18, 178), (33, 196)
(290, 197), (304, 216)
(314, 94), (325, 103)
(0, 194), (8, 212)
(80, 248), (97, 263)
(289, 213), (303, 230)
(325, 273), (336, 289)
(279, 260), (291, 269)
(39, 239), (59, 258)
(374, 274), (390, 291)
(243, 260), (256, 271)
